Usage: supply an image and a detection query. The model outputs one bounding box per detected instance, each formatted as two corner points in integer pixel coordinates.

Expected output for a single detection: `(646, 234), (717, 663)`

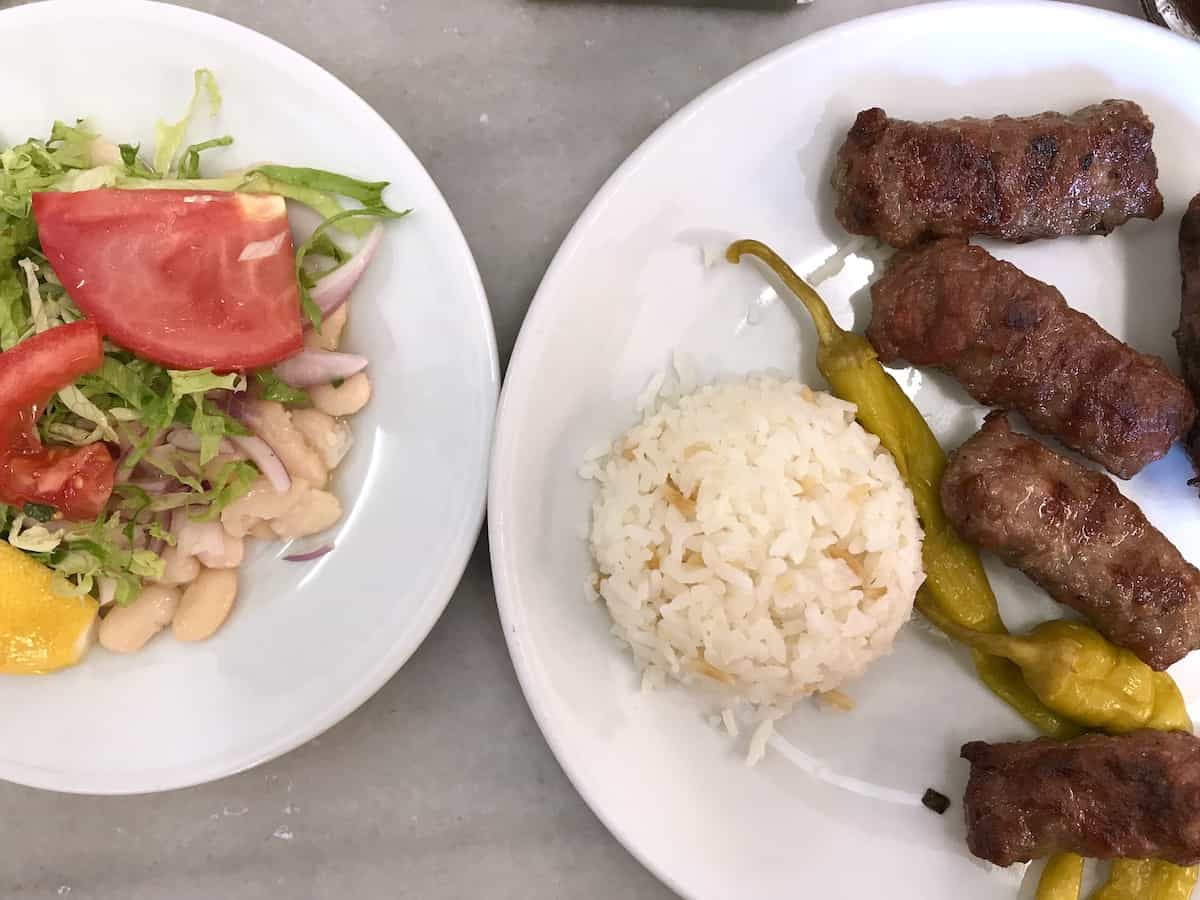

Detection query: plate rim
(488, 1), (1189, 895)
(1, 0), (499, 795)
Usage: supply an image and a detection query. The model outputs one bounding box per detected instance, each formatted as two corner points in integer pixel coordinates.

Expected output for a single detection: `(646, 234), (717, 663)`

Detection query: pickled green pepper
(728, 240), (1197, 900)
(727, 238), (1074, 735)
(916, 612), (1189, 734)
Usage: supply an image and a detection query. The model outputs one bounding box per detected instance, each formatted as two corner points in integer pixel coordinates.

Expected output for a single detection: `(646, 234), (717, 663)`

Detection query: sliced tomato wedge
(33, 189), (303, 371)
(1, 444), (115, 521)
(0, 321), (115, 521)
(0, 321), (104, 445)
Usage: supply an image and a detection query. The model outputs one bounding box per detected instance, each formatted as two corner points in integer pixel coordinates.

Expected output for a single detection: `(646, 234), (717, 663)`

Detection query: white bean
(304, 304), (349, 352)
(246, 400), (329, 488)
(291, 409), (354, 470)
(270, 489), (343, 538)
(196, 531), (245, 569)
(156, 545), (202, 586)
(174, 517), (225, 559)
(99, 585), (180, 654)
(173, 568), (238, 642)
(249, 522), (276, 540)
(221, 477), (310, 538)
(311, 373), (371, 418)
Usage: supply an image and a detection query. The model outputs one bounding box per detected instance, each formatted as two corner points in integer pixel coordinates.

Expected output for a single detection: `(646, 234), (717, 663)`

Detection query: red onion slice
(272, 350), (368, 388)
(166, 428), (235, 455)
(309, 226), (383, 317)
(229, 434), (292, 494)
(283, 544), (334, 562)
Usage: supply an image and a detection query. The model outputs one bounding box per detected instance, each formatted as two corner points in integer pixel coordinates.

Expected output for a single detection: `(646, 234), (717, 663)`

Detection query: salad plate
(489, 2), (1200, 898)
(0, 0), (498, 794)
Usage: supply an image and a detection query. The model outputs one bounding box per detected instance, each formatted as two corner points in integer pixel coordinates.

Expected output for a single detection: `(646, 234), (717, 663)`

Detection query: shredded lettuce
(168, 368), (244, 396)
(179, 135), (233, 180)
(0, 120), (96, 219)
(1, 502), (172, 603)
(56, 164), (121, 193)
(8, 514), (63, 553)
(0, 271), (25, 349)
(254, 370), (310, 407)
(115, 169), (378, 238)
(192, 459), (258, 520)
(295, 206), (410, 327)
(17, 257), (48, 333)
(44, 422), (98, 446)
(54, 384), (119, 442)
(0, 68), (406, 604)
(251, 165), (390, 208)
(305, 233), (350, 265)
(126, 455), (256, 520)
(153, 68), (221, 176)
(118, 143), (157, 179)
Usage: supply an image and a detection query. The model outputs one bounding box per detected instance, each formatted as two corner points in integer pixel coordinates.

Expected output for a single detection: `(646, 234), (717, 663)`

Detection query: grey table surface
(2, 0), (1142, 898)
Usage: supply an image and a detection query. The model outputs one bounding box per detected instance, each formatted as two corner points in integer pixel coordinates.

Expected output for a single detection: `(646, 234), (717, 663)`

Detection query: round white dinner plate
(0, 0), (498, 793)
(490, 3), (1200, 897)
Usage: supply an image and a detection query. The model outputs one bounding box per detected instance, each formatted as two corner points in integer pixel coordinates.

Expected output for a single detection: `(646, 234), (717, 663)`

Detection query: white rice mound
(584, 373), (924, 718)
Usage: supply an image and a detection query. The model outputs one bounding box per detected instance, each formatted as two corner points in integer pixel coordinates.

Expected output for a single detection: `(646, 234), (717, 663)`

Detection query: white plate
(490, 3), (1200, 897)
(0, 0), (498, 794)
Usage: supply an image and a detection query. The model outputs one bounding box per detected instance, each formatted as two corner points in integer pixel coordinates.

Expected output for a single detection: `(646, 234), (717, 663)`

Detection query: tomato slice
(33, 189), (304, 371)
(0, 321), (115, 521)
(1, 444), (114, 521)
(0, 321), (104, 445)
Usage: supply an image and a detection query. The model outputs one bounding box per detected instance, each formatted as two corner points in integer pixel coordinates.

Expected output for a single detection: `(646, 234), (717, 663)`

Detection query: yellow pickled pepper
(726, 240), (1197, 900)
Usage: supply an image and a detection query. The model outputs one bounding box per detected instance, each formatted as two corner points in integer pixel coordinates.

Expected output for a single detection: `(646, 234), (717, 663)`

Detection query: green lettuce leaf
(179, 135), (233, 180)
(183, 395), (246, 465)
(7, 514), (63, 553)
(294, 205), (410, 328)
(254, 370), (310, 407)
(250, 165), (389, 208)
(168, 368), (243, 396)
(55, 164), (122, 192)
(0, 267), (28, 350)
(305, 232), (350, 265)
(116, 166), (389, 238)
(49, 517), (166, 604)
(153, 68), (221, 176)
(0, 121), (95, 218)
(118, 143), (158, 179)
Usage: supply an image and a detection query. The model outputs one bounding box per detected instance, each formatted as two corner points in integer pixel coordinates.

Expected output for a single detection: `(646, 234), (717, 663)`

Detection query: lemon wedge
(0, 540), (97, 674)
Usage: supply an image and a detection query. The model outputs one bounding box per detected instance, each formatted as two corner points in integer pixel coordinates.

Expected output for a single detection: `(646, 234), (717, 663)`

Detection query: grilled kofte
(868, 239), (1195, 479)
(833, 100), (1163, 249)
(829, 98), (1200, 899)
(940, 414), (1200, 670)
(961, 731), (1200, 867)
(1177, 193), (1200, 472)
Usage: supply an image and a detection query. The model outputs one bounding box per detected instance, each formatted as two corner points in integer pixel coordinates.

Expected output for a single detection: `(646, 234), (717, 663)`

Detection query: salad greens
(254, 370), (311, 407)
(153, 68), (222, 176)
(0, 69), (406, 604)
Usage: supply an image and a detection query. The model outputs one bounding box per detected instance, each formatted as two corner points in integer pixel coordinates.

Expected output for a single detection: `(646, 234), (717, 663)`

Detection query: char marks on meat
(868, 238), (1195, 479)
(940, 414), (1200, 670)
(1176, 194), (1200, 474)
(833, 100), (1163, 248)
(962, 731), (1200, 867)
